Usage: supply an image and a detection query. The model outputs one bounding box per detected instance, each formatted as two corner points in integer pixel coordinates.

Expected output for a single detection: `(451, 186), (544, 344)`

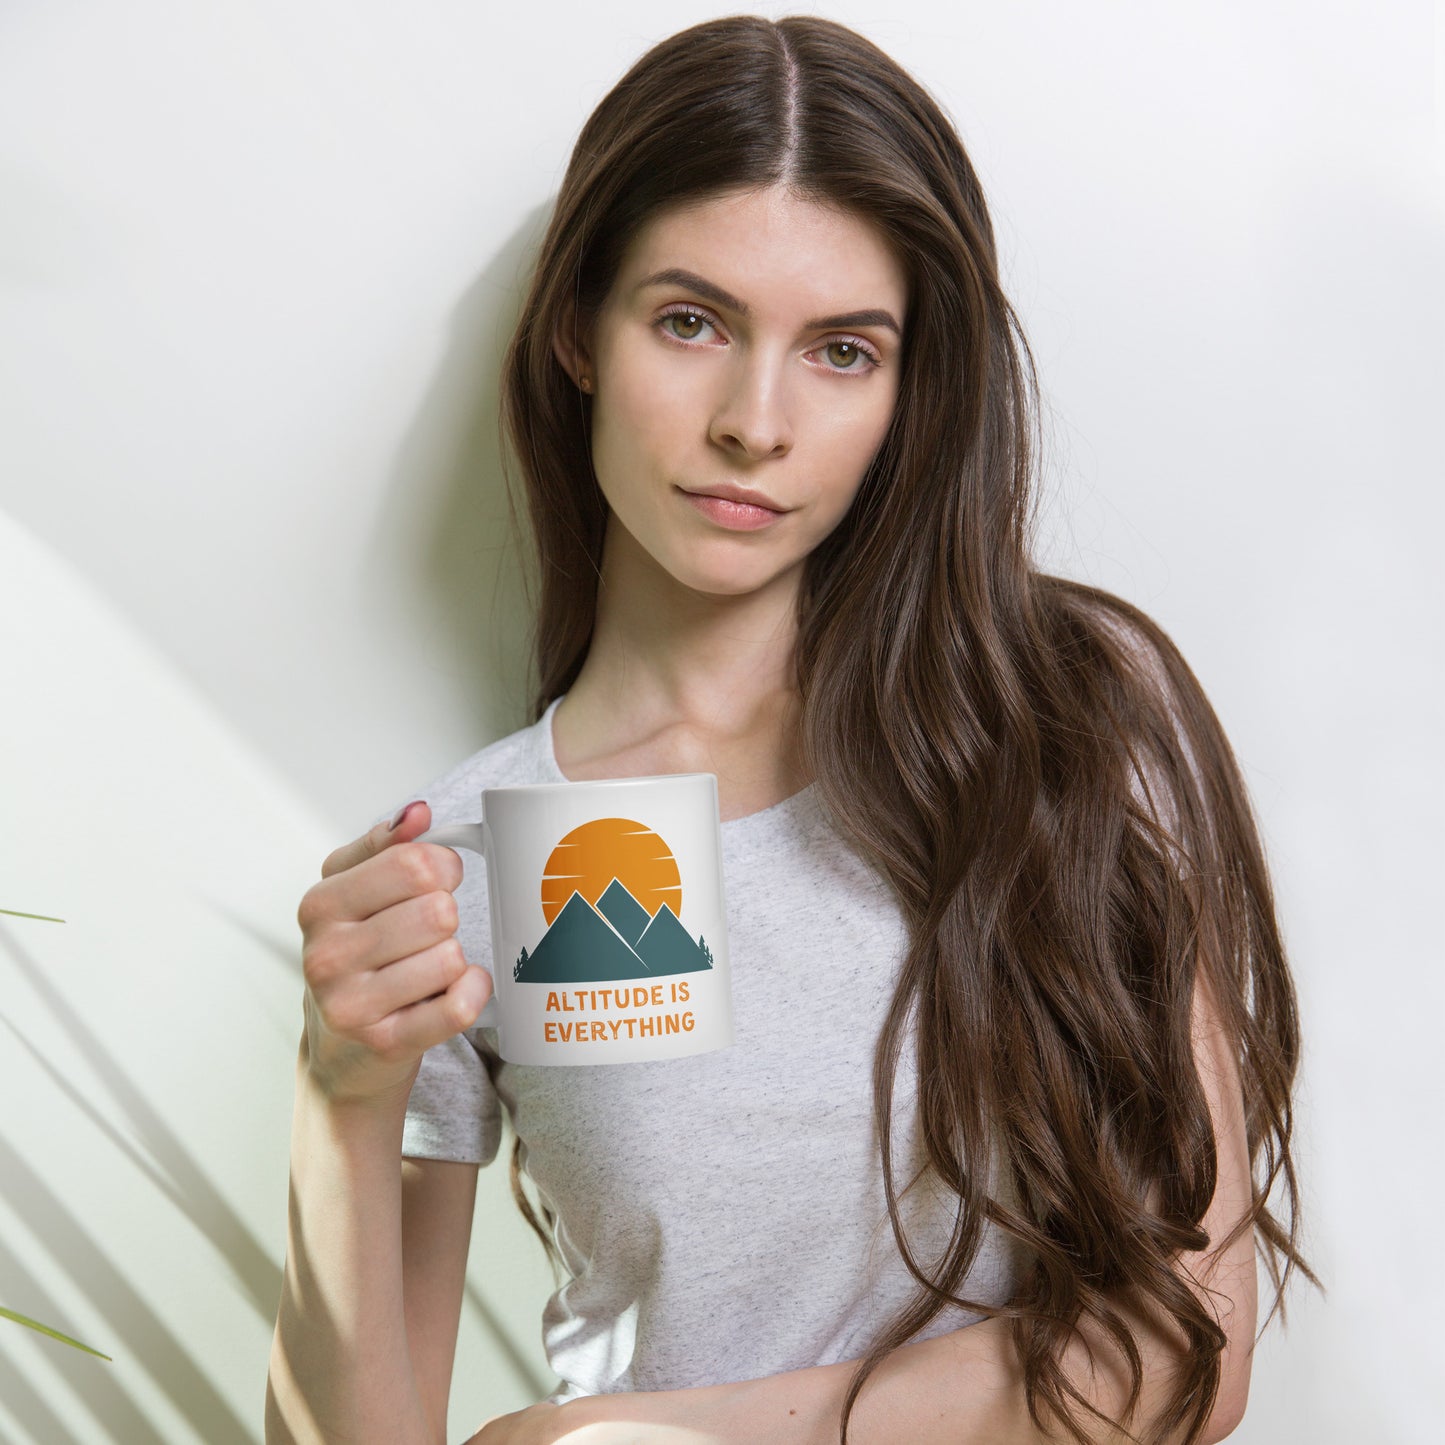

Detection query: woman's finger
(302, 831), (463, 934)
(313, 886), (463, 983)
(332, 940), (487, 1032)
(349, 965), (492, 1061)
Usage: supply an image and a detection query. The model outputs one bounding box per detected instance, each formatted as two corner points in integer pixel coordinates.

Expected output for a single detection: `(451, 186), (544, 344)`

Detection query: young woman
(265, 16), (1315, 1445)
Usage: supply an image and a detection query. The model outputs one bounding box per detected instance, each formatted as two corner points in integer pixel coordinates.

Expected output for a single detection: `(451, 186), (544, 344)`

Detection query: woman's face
(563, 184), (909, 603)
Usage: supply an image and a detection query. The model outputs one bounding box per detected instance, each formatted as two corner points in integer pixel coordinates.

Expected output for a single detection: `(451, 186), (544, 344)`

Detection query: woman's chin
(669, 562), (798, 601)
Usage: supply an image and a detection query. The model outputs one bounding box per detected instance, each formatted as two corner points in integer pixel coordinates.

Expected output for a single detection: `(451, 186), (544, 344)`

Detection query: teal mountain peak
(514, 878), (714, 984)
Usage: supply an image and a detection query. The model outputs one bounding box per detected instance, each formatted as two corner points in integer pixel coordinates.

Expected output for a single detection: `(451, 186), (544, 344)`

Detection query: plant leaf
(0, 1306), (111, 1360)
(0, 908), (66, 923)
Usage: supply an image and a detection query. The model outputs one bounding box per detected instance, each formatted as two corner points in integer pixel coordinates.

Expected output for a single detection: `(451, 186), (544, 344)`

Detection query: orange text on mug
(542, 981), (694, 1045)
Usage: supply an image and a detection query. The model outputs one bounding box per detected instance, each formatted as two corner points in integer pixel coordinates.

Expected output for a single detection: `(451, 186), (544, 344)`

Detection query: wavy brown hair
(494, 14), (1318, 1443)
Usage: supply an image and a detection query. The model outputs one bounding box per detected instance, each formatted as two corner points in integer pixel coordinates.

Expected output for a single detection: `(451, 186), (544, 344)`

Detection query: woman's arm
(404, 1156), (483, 1438)
(265, 1051), (434, 1445)
(265, 1058), (482, 1445)
(476, 970), (1255, 1445)
(265, 803), (491, 1444)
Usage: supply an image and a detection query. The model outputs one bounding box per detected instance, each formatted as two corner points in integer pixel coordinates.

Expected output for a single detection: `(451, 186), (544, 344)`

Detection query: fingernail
(388, 799), (423, 831)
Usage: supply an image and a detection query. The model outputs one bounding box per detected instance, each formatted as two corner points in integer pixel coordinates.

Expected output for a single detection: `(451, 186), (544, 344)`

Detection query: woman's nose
(707, 354), (793, 460)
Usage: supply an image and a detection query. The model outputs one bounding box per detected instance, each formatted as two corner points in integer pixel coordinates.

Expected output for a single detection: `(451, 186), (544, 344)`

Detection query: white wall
(1, 2), (1439, 1441)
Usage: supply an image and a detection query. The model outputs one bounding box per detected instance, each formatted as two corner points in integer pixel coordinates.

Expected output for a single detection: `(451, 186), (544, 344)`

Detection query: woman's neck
(549, 533), (812, 815)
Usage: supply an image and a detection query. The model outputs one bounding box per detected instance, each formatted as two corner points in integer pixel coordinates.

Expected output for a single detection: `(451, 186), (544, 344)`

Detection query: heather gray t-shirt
(379, 696), (1026, 1402)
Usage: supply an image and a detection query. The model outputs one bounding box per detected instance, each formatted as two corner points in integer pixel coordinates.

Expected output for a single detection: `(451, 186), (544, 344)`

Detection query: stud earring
(580, 375), (593, 393)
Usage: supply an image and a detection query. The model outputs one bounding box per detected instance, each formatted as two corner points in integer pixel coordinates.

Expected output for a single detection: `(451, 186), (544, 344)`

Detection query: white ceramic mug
(419, 773), (734, 1065)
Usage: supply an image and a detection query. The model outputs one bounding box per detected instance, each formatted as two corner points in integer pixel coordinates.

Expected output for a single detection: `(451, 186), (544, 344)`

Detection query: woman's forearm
(537, 1308), (1236, 1445)
(265, 1043), (432, 1445)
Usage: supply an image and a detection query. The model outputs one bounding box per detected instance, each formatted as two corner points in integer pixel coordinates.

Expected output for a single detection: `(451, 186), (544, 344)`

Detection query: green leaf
(0, 908), (66, 923)
(0, 1307), (111, 1360)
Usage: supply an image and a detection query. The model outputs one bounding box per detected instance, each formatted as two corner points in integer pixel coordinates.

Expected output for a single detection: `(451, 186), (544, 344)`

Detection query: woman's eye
(659, 308), (716, 341)
(821, 340), (879, 371)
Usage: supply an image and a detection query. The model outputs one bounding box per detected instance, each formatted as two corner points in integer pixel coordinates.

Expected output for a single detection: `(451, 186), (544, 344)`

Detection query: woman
(265, 15), (1315, 1445)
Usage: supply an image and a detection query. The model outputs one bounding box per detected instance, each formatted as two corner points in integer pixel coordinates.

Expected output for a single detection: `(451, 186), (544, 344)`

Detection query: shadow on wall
(0, 929), (257, 1442)
(362, 201), (560, 748)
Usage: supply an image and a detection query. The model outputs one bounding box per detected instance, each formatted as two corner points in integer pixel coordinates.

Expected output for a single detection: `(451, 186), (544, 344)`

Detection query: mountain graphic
(595, 877), (650, 946)
(634, 902), (711, 977)
(514, 878), (713, 984)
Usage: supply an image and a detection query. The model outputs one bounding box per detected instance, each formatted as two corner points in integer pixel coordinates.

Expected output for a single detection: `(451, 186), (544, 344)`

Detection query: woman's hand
(294, 799), (492, 1107)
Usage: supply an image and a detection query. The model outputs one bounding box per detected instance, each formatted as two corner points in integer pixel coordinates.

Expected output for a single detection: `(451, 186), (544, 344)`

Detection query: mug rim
(483, 771), (717, 797)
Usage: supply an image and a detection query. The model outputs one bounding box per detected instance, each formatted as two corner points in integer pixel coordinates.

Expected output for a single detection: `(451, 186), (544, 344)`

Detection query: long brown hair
(495, 15), (1318, 1443)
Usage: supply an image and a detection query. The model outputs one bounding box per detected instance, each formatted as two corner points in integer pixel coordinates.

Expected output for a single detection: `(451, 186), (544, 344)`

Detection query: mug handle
(416, 820), (491, 855)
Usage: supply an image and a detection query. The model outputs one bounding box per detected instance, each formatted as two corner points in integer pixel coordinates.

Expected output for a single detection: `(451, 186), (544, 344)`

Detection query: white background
(1, 2), (1440, 1441)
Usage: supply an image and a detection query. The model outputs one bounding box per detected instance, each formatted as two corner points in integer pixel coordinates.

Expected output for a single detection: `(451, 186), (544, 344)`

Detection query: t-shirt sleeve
(366, 795), (505, 1168)
(401, 1029), (504, 1166)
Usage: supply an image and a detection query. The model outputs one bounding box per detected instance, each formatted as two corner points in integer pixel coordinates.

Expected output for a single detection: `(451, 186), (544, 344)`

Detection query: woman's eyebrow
(635, 267), (901, 336)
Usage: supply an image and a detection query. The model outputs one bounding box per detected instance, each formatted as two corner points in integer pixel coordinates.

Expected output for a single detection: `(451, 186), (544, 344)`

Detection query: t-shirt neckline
(535, 694), (822, 839)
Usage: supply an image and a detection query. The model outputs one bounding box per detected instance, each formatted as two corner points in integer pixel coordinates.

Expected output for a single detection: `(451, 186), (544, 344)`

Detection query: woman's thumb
(321, 798), (434, 880)
(385, 799), (431, 839)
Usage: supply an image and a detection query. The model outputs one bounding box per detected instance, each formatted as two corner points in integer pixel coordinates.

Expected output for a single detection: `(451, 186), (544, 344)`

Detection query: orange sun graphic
(540, 817), (682, 925)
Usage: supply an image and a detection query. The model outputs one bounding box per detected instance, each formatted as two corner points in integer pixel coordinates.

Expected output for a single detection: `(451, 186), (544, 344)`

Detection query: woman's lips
(679, 489), (785, 531)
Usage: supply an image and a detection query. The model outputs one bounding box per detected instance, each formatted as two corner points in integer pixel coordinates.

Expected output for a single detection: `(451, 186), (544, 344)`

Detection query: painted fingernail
(388, 799), (423, 831)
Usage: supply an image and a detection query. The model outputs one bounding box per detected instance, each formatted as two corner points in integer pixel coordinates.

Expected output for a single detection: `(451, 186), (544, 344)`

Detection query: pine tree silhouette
(699, 935), (713, 965)
(514, 944), (529, 982)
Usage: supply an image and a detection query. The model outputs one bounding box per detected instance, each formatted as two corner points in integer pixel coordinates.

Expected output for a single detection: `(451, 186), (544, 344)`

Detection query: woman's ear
(552, 302), (596, 394)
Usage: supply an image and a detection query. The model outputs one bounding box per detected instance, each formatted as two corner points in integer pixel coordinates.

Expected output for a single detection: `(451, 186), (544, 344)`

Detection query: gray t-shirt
(382, 696), (1026, 1402)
